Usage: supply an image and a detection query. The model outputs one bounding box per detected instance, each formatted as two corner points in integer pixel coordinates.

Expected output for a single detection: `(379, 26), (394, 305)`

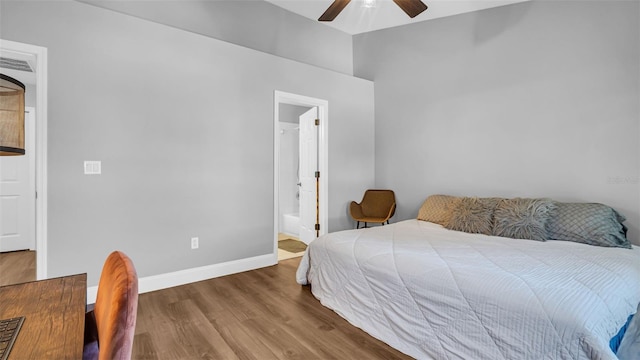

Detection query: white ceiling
(265, 0), (530, 35)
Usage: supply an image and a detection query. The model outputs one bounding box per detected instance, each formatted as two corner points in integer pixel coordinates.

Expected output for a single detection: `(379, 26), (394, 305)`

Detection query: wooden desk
(0, 274), (87, 359)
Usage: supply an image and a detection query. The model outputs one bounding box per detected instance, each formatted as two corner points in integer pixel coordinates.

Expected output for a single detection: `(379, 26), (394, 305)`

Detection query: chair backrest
(93, 251), (139, 360)
(361, 189), (396, 218)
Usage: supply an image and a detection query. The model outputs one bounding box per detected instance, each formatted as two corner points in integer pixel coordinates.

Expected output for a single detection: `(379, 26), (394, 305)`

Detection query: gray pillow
(546, 202), (630, 249)
(444, 197), (500, 235)
(492, 198), (556, 241)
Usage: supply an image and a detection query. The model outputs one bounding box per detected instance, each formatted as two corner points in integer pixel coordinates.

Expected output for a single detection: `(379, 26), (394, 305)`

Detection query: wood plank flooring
(0, 251), (413, 359)
(133, 257), (412, 359)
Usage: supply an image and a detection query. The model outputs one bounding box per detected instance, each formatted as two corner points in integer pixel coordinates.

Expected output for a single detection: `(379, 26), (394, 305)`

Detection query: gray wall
(1, 1), (374, 285)
(77, 0), (354, 75)
(354, 1), (640, 244)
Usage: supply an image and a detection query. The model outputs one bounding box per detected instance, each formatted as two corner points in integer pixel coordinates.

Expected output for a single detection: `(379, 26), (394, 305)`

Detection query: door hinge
(315, 118), (319, 126)
(315, 171), (320, 178)
(315, 224), (320, 231)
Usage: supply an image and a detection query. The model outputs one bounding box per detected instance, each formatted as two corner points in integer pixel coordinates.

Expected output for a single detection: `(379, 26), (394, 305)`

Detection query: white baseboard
(87, 253), (277, 304)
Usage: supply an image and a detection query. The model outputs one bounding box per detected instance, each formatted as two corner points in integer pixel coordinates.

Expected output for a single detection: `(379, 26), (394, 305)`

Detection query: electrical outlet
(191, 237), (199, 249)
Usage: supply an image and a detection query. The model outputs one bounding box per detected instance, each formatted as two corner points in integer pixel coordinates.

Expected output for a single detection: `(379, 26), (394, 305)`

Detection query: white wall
(1, 0), (374, 285)
(354, 1), (640, 244)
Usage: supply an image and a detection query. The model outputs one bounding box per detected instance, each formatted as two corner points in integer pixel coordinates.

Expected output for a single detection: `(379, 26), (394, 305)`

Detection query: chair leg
(387, 220), (390, 224)
(364, 222), (368, 228)
(356, 221), (360, 229)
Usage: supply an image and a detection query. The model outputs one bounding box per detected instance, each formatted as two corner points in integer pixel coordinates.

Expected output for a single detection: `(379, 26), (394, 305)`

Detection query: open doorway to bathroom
(273, 91), (328, 262)
(277, 115), (306, 260)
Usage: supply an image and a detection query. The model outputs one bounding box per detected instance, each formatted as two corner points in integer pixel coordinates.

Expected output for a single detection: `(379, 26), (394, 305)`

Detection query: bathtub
(282, 213), (300, 237)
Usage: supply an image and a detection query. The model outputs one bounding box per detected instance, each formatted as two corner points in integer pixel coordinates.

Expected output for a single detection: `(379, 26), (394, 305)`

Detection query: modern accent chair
(349, 189), (396, 229)
(83, 251), (139, 360)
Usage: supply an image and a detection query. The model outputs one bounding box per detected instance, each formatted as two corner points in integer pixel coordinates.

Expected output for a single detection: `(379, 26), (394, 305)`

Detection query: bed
(296, 196), (640, 360)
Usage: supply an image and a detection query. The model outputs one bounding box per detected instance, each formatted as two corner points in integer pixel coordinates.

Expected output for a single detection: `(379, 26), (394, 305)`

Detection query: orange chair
(349, 189), (396, 229)
(83, 251), (139, 360)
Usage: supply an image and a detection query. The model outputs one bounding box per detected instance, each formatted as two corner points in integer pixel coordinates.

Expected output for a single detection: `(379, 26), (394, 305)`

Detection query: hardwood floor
(0, 250), (36, 286)
(0, 250), (412, 358)
(133, 257), (412, 359)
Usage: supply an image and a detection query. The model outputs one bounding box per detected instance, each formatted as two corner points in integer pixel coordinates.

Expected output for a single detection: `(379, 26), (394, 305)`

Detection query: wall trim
(86, 254), (275, 304)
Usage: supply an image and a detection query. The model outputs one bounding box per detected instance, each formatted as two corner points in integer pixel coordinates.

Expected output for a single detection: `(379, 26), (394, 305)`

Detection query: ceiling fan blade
(318, 0), (351, 21)
(393, 0), (428, 18)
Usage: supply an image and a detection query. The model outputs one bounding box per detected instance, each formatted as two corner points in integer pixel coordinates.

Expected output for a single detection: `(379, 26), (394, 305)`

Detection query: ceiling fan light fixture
(319, 0), (427, 21)
(0, 74), (26, 156)
(362, 0), (376, 8)
(393, 0), (428, 18)
(318, 0), (351, 21)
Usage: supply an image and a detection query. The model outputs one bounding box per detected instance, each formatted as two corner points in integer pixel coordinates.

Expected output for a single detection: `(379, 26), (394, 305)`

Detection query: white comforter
(296, 220), (640, 360)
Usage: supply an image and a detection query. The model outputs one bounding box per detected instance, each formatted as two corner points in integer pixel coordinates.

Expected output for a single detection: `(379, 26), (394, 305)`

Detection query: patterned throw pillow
(492, 198), (556, 241)
(443, 197), (500, 235)
(546, 202), (630, 249)
(417, 195), (459, 225)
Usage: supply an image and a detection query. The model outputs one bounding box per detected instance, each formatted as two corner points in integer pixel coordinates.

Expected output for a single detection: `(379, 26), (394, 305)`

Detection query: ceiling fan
(319, 0), (428, 21)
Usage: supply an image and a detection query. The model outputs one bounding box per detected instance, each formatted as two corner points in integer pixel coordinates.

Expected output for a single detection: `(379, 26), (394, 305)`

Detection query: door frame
(273, 91), (328, 260)
(25, 106), (36, 251)
(0, 39), (48, 279)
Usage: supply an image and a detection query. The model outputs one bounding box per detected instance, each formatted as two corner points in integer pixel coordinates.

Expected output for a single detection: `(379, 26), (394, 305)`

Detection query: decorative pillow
(417, 194), (459, 225)
(492, 198), (556, 241)
(443, 197), (500, 235)
(546, 202), (630, 249)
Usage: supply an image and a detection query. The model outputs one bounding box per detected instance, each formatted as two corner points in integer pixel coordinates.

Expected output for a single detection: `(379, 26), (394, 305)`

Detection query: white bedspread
(296, 220), (640, 359)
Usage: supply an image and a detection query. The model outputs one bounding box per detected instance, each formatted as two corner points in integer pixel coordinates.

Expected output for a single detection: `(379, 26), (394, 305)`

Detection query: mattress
(296, 220), (640, 359)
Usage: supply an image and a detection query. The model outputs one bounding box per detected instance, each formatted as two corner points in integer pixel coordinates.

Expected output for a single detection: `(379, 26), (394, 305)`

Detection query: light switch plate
(84, 161), (101, 175)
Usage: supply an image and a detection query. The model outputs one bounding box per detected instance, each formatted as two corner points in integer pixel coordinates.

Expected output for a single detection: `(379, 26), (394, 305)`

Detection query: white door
(0, 108), (35, 252)
(298, 107), (318, 244)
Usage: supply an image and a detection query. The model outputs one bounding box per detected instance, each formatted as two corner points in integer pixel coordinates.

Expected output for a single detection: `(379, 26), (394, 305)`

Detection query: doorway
(0, 107), (35, 253)
(273, 91), (328, 262)
(0, 39), (48, 281)
(0, 107), (36, 286)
